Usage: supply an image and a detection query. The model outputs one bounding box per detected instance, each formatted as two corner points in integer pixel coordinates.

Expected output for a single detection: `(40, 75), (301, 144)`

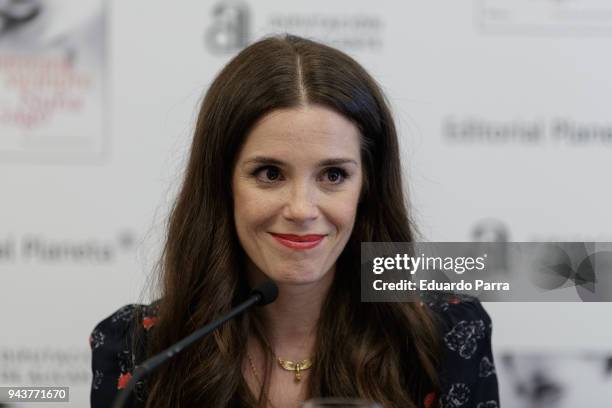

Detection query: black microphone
(112, 280), (278, 408)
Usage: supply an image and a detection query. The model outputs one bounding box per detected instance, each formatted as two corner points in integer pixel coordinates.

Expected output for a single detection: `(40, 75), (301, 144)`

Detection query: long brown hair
(145, 34), (441, 408)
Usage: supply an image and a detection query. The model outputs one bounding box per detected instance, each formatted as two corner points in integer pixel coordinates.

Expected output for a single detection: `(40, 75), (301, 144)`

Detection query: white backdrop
(1, 0), (611, 406)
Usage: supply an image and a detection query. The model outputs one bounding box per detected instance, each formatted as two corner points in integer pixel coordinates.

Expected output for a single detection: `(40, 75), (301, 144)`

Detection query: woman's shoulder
(90, 303), (160, 345)
(422, 293), (499, 408)
(89, 303), (159, 408)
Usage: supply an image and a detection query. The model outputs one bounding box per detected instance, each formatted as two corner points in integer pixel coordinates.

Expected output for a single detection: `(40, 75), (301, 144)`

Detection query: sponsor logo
(0, 230), (136, 265)
(204, 0), (384, 54)
(205, 0), (251, 54)
(443, 117), (612, 146)
(478, 0), (612, 34)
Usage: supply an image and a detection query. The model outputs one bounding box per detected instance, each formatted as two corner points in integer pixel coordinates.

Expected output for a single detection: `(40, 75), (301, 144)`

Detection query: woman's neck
(251, 271), (335, 358)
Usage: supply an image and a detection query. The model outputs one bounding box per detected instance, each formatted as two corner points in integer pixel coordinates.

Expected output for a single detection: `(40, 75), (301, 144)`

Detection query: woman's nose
(282, 181), (319, 223)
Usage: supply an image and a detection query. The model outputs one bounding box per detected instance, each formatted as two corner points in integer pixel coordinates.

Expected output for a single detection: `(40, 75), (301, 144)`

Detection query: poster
(0, 0), (107, 162)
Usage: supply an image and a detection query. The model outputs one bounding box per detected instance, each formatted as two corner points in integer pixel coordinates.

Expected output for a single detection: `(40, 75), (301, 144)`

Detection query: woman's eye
(252, 166), (348, 185)
(254, 166), (282, 183)
(323, 167), (348, 184)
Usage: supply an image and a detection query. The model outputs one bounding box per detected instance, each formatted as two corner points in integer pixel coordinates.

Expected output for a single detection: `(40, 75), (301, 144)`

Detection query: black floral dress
(90, 295), (499, 408)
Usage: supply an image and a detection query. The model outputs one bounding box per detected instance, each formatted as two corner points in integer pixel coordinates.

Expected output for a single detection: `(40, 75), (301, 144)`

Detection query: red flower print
(142, 316), (158, 330)
(449, 297), (461, 304)
(117, 372), (132, 389)
(424, 391), (436, 408)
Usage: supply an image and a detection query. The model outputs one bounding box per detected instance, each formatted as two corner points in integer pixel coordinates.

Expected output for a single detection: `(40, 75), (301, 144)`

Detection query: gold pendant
(277, 357), (313, 382)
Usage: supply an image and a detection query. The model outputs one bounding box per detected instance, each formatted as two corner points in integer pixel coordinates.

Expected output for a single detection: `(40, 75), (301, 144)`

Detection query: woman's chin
(267, 268), (331, 286)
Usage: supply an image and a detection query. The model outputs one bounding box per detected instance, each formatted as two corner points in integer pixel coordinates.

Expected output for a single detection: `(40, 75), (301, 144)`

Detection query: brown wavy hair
(144, 34), (441, 408)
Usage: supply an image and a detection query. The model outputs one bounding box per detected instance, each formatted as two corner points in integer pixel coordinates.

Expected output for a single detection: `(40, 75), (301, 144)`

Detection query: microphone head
(250, 280), (278, 306)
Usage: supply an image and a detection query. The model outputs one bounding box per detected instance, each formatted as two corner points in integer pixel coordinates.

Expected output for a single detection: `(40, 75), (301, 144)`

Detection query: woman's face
(232, 105), (363, 286)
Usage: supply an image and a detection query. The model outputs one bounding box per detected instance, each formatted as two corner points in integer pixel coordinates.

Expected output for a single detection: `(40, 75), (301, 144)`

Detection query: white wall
(1, 1), (610, 406)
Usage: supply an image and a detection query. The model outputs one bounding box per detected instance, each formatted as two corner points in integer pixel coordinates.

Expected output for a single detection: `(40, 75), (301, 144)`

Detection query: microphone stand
(112, 283), (275, 408)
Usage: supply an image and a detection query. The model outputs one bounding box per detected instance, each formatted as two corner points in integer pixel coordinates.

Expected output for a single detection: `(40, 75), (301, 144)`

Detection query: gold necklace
(246, 352), (311, 408)
(248, 349), (314, 383)
(247, 352), (263, 386)
(257, 332), (315, 383)
(246, 353), (278, 408)
(277, 357), (313, 382)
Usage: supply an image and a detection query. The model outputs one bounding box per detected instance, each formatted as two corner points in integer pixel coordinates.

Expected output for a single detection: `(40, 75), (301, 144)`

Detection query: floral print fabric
(90, 295), (499, 407)
(425, 294), (500, 408)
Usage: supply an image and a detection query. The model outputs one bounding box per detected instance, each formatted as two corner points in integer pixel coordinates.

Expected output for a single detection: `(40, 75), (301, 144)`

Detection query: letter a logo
(205, 1), (250, 54)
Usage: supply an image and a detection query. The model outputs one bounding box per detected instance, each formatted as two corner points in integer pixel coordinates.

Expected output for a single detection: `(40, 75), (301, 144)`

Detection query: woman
(90, 34), (499, 408)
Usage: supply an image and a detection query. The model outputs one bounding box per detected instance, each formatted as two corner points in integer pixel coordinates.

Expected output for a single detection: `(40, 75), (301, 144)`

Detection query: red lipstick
(270, 233), (326, 250)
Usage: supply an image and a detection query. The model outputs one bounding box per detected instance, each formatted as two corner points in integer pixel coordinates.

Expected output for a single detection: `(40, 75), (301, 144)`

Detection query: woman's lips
(270, 233), (326, 250)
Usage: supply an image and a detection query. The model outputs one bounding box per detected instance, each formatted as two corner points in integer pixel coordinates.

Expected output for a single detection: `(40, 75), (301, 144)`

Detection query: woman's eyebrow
(243, 156), (358, 167)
